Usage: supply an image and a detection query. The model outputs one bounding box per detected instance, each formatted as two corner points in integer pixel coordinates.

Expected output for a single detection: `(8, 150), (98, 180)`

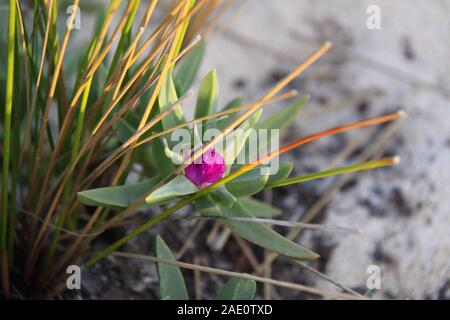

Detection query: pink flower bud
(185, 148), (226, 187)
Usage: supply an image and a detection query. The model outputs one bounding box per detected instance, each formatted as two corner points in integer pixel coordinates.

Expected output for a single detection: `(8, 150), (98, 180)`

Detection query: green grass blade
(265, 157), (400, 189)
(106, 0), (140, 81)
(1, 0), (17, 252)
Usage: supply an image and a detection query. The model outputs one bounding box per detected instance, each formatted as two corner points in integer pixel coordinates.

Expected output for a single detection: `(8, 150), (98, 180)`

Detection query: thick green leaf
(195, 195), (221, 216)
(266, 162), (293, 184)
(216, 277), (256, 300)
(225, 165), (269, 197)
(220, 202), (319, 261)
(174, 40), (205, 96)
(158, 73), (185, 132)
(241, 96), (308, 163)
(216, 98), (243, 131)
(149, 138), (175, 178)
(257, 95), (309, 130)
(222, 110), (262, 169)
(155, 235), (189, 300)
(195, 69), (218, 120)
(77, 177), (159, 208)
(145, 175), (198, 205)
(239, 197), (281, 218)
(211, 187), (236, 208)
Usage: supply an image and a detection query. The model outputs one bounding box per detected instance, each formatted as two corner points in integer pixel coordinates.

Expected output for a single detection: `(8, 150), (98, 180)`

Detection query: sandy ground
(194, 0), (450, 299)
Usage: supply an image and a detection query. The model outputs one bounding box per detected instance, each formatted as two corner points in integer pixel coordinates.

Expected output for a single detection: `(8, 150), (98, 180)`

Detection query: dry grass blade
(207, 217), (362, 235)
(111, 251), (365, 300)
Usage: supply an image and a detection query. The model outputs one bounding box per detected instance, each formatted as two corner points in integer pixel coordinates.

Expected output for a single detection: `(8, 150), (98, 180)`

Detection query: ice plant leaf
(225, 165), (269, 197)
(216, 277), (256, 300)
(155, 235), (189, 300)
(216, 98), (243, 131)
(242, 96), (308, 162)
(158, 73), (185, 132)
(77, 177), (159, 209)
(211, 187), (236, 208)
(145, 175), (198, 205)
(219, 202), (319, 261)
(222, 109), (262, 169)
(195, 69), (218, 120)
(149, 139), (175, 179)
(174, 40), (205, 96)
(257, 95), (309, 130)
(195, 195), (221, 216)
(238, 198), (281, 218)
(267, 162), (294, 184)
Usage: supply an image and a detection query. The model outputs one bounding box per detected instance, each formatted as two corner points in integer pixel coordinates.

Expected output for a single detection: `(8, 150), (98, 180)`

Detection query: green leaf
(158, 73), (185, 131)
(77, 177), (159, 209)
(220, 202), (319, 261)
(155, 235), (189, 300)
(148, 139), (175, 178)
(257, 95), (309, 130)
(267, 162), (293, 184)
(222, 110), (262, 168)
(225, 165), (269, 197)
(216, 277), (256, 300)
(145, 175), (198, 205)
(216, 98), (243, 131)
(239, 197), (281, 218)
(211, 187), (236, 208)
(195, 195), (221, 216)
(241, 96), (308, 163)
(174, 40), (205, 96)
(195, 69), (218, 120)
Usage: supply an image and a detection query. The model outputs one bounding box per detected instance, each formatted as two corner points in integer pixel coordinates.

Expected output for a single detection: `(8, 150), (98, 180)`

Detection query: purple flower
(185, 148), (226, 187)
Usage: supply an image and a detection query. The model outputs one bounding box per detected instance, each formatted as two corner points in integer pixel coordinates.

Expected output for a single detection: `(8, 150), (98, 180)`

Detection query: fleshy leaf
(174, 40), (205, 96)
(225, 165), (269, 197)
(195, 195), (221, 216)
(238, 197), (281, 218)
(77, 177), (159, 208)
(155, 235), (189, 300)
(242, 96), (308, 162)
(216, 98), (243, 131)
(222, 110), (262, 169)
(145, 174), (198, 205)
(257, 95), (308, 130)
(219, 202), (319, 261)
(211, 187), (236, 208)
(266, 162), (293, 184)
(195, 69), (218, 121)
(158, 73), (185, 132)
(216, 277), (256, 300)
